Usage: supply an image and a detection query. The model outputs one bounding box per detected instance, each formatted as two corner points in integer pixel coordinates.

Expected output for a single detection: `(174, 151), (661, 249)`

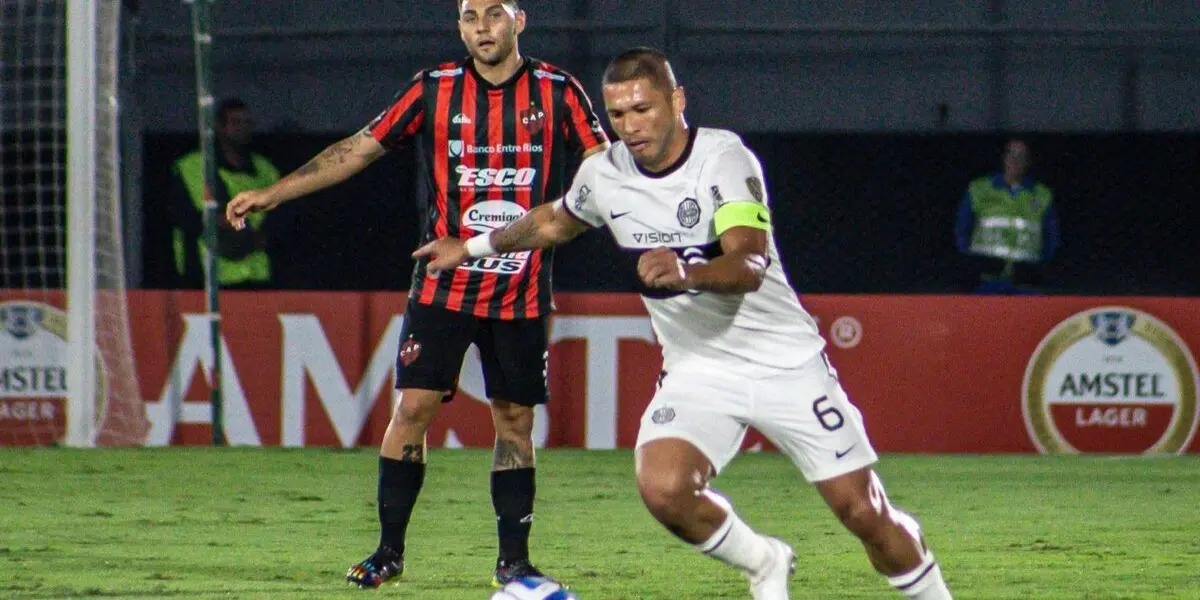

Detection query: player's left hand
(412, 238), (468, 277)
(638, 247), (690, 290)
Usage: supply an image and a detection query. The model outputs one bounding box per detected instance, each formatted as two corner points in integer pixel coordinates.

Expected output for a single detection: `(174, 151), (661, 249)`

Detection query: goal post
(0, 0), (147, 447)
(65, 0), (99, 447)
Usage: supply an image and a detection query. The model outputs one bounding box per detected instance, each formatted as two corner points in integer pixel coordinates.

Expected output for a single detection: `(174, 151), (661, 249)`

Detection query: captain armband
(713, 202), (772, 236)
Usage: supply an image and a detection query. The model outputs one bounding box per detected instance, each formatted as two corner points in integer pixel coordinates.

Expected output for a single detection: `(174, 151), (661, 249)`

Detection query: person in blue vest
(955, 139), (1060, 295)
(168, 97), (280, 290)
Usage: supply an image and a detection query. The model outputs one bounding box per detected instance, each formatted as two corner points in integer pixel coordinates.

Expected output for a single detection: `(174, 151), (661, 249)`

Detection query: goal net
(0, 0), (148, 446)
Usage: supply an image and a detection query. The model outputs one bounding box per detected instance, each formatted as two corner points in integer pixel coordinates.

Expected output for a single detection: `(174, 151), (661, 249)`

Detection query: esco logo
(456, 166), (536, 188)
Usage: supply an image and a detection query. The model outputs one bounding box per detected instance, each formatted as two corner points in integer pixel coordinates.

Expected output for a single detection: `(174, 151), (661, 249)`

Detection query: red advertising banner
(2, 291), (1197, 454)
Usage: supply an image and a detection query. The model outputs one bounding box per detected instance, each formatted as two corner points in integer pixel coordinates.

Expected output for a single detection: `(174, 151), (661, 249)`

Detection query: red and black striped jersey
(367, 56), (607, 320)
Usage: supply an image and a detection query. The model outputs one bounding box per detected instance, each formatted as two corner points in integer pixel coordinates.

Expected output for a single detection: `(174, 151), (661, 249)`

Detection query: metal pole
(184, 0), (225, 446)
(66, 0), (100, 447)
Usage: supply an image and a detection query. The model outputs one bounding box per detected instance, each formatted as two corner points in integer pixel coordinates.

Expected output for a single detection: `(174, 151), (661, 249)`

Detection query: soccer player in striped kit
(226, 0), (608, 589)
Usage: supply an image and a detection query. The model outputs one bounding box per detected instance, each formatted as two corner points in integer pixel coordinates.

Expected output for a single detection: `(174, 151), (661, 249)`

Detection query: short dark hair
(216, 97), (248, 124)
(458, 0), (519, 13)
(602, 47), (678, 95)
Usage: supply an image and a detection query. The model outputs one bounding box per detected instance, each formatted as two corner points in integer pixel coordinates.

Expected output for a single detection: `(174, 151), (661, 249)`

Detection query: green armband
(713, 202), (771, 235)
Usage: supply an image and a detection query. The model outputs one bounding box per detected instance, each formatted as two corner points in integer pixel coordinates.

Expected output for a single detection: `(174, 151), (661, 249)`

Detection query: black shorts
(394, 301), (549, 406)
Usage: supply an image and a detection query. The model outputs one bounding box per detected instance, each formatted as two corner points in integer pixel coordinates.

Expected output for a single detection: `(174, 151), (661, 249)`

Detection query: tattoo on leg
(400, 444), (425, 464)
(493, 439), (534, 470)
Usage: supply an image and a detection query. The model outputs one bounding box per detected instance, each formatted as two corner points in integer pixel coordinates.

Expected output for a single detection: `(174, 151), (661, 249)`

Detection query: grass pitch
(2, 449), (1198, 599)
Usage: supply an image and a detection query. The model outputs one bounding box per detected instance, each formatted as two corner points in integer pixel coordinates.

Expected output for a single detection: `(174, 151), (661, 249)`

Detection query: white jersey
(558, 127), (826, 377)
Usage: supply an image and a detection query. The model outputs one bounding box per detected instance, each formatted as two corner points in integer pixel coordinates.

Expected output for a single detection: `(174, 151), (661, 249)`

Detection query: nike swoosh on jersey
(835, 444), (857, 459)
(610, 210), (632, 219)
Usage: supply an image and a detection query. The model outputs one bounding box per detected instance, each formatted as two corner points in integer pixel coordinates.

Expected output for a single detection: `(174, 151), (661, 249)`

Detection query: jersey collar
(635, 127), (698, 179)
(465, 56), (530, 90)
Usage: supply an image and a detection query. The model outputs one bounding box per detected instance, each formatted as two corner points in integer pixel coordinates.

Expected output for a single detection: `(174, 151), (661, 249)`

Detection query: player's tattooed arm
(268, 129), (385, 204)
(493, 439), (535, 470)
(227, 130), (385, 228)
(413, 202), (589, 273)
(489, 202), (590, 252)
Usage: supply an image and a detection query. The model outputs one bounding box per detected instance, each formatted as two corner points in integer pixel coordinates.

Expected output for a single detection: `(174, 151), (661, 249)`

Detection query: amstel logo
(1023, 307), (1199, 454)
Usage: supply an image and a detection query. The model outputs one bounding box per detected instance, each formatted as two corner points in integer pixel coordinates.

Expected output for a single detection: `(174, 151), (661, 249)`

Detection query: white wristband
(465, 234), (496, 258)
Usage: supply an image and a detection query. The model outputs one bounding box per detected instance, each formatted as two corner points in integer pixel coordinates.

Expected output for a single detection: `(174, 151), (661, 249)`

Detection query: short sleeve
(366, 73), (426, 150)
(698, 144), (769, 210)
(561, 76), (608, 156)
(557, 153), (604, 228)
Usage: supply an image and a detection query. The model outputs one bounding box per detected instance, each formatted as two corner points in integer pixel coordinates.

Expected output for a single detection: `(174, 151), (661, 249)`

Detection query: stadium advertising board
(2, 291), (1198, 454)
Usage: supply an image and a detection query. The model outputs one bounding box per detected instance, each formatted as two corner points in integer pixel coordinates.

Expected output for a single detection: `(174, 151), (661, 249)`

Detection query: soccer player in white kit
(415, 47), (954, 600)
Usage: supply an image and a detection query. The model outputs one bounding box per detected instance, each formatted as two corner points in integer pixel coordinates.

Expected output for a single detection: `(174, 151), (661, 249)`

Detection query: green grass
(1, 450), (1198, 599)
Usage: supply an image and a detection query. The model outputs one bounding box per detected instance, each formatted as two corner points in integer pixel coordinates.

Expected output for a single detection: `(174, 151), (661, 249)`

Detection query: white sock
(887, 552), (953, 600)
(694, 510), (773, 577)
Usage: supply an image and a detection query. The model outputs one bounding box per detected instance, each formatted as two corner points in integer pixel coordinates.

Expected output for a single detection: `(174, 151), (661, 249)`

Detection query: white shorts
(634, 353), (878, 482)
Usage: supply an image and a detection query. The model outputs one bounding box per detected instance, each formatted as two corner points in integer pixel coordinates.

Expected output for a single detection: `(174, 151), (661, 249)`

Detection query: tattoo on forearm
(400, 443), (425, 464)
(294, 159), (320, 176)
(291, 137), (359, 178)
(493, 439), (534, 470)
(493, 214), (550, 252)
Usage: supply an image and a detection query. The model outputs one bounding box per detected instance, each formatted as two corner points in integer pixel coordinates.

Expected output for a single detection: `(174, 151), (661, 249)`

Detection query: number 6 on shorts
(812, 395), (845, 431)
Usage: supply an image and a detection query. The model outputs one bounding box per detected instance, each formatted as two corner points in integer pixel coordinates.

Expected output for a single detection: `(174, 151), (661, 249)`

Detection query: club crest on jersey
(746, 177), (765, 203)
(521, 106), (546, 136)
(677, 197), (701, 228)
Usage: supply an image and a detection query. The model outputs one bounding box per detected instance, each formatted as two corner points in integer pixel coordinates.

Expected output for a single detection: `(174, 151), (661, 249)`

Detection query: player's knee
(833, 496), (886, 542)
(392, 390), (443, 430)
(491, 402), (535, 441)
(637, 468), (699, 524)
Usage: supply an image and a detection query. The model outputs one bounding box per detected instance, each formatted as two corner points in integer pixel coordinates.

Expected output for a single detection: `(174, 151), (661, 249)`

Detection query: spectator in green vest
(955, 139), (1060, 294)
(168, 98), (280, 289)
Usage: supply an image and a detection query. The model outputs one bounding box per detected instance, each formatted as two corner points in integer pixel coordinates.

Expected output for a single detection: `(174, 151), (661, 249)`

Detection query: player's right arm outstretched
(227, 72), (426, 230)
(413, 153), (602, 274)
(226, 130), (385, 230)
(413, 201), (590, 275)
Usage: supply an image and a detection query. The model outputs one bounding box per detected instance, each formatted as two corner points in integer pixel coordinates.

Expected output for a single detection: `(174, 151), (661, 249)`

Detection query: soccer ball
(490, 576), (579, 600)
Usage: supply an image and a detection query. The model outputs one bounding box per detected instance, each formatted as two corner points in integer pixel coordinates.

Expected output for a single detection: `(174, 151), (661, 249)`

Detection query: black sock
(491, 468), (536, 563)
(378, 456), (425, 556)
